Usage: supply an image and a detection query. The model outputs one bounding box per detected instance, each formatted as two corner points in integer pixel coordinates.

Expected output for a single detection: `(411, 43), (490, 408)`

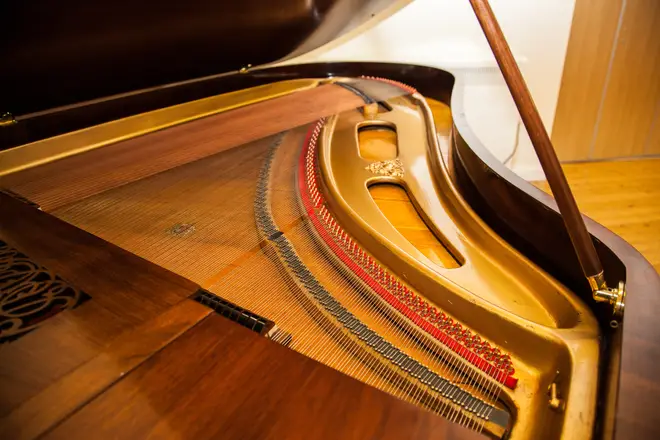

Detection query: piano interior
(0, 77), (602, 439)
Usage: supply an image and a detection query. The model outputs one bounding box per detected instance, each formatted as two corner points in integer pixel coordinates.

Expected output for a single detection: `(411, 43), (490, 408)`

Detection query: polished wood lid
(1, 0), (400, 116)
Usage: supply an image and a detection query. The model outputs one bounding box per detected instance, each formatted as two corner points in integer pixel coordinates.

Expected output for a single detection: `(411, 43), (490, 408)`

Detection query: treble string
(261, 131), (505, 429)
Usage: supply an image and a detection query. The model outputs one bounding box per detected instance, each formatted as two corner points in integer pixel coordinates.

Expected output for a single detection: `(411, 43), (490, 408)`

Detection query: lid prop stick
(468, 0), (625, 324)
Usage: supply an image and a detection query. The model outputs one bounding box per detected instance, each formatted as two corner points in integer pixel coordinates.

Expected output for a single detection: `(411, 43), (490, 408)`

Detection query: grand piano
(1, 1), (659, 439)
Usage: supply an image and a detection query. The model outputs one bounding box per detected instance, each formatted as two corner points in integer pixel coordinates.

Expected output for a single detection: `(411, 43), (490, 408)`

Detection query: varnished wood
(45, 128), (493, 429)
(50, 137), (275, 286)
(0, 79), (320, 178)
(0, 135), (484, 439)
(43, 313), (483, 440)
(0, 193), (197, 305)
(468, 0), (605, 283)
(0, 192), (199, 421)
(0, 300), (210, 440)
(1, 0), (404, 117)
(0, 84), (369, 211)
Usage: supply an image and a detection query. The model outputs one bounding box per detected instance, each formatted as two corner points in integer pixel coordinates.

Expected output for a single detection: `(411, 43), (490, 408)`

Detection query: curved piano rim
(3, 61), (658, 440)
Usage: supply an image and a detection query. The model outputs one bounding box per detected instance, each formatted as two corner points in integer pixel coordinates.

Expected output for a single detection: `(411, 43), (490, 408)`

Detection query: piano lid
(1, 0), (405, 116)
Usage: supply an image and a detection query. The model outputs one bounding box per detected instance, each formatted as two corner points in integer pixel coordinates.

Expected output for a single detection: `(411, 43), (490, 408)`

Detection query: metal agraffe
(0, 240), (89, 343)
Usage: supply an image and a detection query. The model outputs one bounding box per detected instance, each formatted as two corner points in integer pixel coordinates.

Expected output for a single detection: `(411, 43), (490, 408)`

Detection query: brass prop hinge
(0, 112), (17, 127)
(588, 272), (626, 327)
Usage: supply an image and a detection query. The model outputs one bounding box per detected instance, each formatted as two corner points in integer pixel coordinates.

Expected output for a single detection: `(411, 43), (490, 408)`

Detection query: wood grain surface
(0, 300), (210, 440)
(43, 313), (483, 440)
(50, 136), (273, 286)
(591, 0), (660, 158)
(0, 189), (482, 439)
(534, 158), (660, 272)
(45, 127), (496, 431)
(0, 84), (367, 211)
(0, 192), (204, 438)
(648, 111), (660, 155)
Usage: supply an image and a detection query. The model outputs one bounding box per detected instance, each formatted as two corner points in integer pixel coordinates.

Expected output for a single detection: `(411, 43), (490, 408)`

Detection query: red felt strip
(297, 119), (517, 390)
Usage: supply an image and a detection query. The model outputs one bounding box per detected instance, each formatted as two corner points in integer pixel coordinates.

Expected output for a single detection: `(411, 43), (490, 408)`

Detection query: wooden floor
(534, 158), (660, 272)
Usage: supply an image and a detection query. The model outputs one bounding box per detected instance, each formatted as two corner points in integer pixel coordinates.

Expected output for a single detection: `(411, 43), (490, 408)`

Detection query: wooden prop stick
(468, 1), (603, 281)
(468, 0), (625, 318)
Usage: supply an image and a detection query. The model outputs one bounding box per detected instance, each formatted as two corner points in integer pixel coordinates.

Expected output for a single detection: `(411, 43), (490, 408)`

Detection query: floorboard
(534, 158), (660, 271)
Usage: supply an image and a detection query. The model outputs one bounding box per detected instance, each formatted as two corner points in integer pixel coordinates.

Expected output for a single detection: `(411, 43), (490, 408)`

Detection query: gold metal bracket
(588, 272), (626, 326)
(362, 102), (379, 120)
(547, 381), (565, 412)
(0, 112), (17, 127)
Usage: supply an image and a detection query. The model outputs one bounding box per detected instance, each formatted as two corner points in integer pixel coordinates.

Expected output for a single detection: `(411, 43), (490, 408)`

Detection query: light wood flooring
(534, 158), (660, 271)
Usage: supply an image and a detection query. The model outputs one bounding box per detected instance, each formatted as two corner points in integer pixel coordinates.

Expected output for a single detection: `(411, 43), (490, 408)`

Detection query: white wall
(288, 0), (576, 180)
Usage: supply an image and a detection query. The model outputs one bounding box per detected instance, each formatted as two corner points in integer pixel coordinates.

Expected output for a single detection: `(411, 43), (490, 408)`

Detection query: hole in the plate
(369, 183), (463, 269)
(358, 125), (398, 161)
